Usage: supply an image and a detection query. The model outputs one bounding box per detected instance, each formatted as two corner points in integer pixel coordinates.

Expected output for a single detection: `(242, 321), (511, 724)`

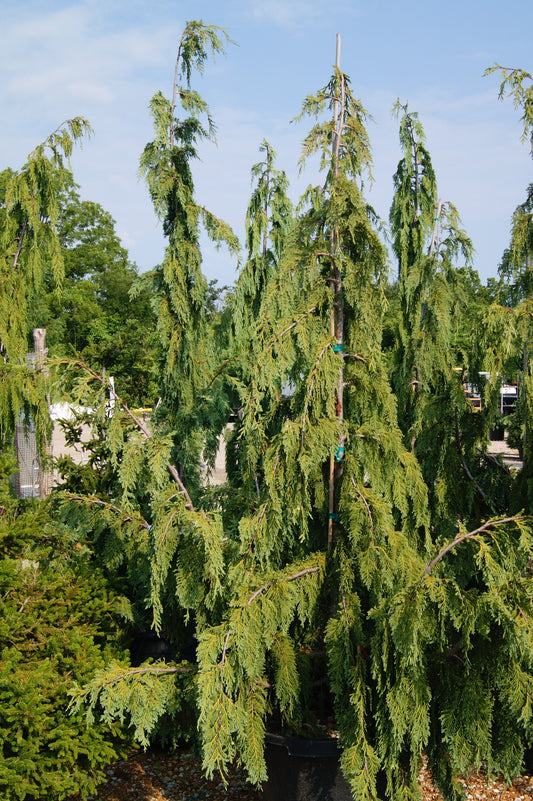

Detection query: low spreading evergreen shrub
(0, 453), (131, 801)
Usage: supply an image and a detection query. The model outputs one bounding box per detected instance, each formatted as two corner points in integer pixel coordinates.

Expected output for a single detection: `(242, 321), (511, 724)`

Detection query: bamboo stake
(332, 33), (341, 162)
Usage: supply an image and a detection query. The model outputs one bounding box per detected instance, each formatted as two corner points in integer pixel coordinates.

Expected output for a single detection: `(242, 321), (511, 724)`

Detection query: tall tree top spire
(169, 21), (233, 147)
(294, 67), (373, 184)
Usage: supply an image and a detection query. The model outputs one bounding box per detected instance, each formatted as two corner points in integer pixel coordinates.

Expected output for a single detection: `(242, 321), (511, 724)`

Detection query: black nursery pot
(263, 733), (355, 801)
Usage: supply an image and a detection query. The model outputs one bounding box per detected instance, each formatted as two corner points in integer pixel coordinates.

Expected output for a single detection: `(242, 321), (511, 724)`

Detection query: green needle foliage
(15, 35), (532, 801)
(0, 453), (130, 800)
(227, 140), (294, 499)
(484, 66), (533, 510)
(0, 119), (91, 449)
(388, 104), (496, 532)
(485, 65), (533, 155)
(195, 65), (434, 794)
(389, 101), (438, 285)
(139, 20), (239, 496)
(233, 139), (294, 347)
(389, 102), (438, 444)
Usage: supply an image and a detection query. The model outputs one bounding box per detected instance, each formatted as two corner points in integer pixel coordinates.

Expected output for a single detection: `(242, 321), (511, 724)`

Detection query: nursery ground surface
(70, 748), (533, 801)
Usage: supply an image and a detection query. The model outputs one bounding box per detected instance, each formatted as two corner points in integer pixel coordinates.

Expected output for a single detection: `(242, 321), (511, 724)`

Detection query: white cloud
(247, 0), (355, 28)
(249, 0), (313, 26)
(4, 4), (90, 43)
(10, 68), (116, 104)
(0, 4), (175, 109)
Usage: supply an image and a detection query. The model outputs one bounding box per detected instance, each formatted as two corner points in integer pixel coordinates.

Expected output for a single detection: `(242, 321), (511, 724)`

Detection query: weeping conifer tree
(233, 139), (293, 352)
(483, 66), (533, 511)
(387, 104), (495, 532)
(227, 140), (294, 499)
(59, 20), (243, 659)
(389, 100), (438, 440)
(0, 119), (91, 449)
(195, 52), (434, 797)
(192, 56), (533, 801)
(64, 23), (242, 741)
(139, 20), (239, 495)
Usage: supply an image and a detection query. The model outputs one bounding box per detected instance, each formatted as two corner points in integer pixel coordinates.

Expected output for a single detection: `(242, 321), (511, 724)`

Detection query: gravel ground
(70, 748), (533, 801)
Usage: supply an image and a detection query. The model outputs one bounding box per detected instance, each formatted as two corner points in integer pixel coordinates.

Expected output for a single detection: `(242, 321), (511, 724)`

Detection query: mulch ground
(72, 748), (533, 801)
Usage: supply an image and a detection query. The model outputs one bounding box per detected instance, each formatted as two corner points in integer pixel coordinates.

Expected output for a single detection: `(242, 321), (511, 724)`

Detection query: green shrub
(0, 453), (131, 800)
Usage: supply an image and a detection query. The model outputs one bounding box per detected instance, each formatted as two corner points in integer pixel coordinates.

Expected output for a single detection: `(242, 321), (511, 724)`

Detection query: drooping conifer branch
(63, 493), (149, 529)
(218, 630), (232, 667)
(300, 343), (331, 447)
(423, 515), (528, 576)
(246, 565), (321, 606)
(101, 664), (195, 687)
(265, 306), (318, 350)
(343, 352), (367, 363)
(245, 503), (268, 559)
(485, 65), (533, 152)
(66, 358), (196, 511)
(428, 198), (444, 257)
(27, 117), (93, 162)
(1, 117), (91, 363)
(12, 219), (28, 269)
(351, 478), (375, 540)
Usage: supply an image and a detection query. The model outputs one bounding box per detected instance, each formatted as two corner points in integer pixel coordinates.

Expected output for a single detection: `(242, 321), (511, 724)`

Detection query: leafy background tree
(25, 176), (158, 407)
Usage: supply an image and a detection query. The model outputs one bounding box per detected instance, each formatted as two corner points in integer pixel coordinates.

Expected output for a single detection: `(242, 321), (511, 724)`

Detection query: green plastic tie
(332, 343), (345, 353)
(329, 513), (340, 521)
(335, 446), (345, 462)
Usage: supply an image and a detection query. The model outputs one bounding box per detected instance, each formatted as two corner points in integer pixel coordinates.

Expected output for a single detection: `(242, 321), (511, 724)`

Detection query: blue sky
(1, 0), (532, 286)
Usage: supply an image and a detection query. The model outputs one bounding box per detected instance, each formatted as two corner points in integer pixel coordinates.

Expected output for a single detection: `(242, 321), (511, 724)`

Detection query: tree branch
(351, 478), (375, 540)
(423, 516), (527, 576)
(218, 629), (232, 667)
(266, 306), (317, 351)
(69, 358), (196, 512)
(12, 220), (28, 269)
(102, 663), (195, 687)
(247, 566), (320, 606)
(63, 493), (149, 529)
